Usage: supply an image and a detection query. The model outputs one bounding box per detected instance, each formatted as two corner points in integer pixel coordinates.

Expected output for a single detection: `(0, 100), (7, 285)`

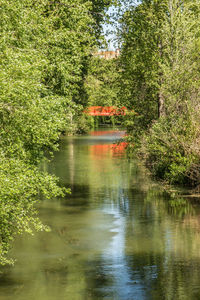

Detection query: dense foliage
(0, 0), (113, 265)
(85, 56), (120, 107)
(119, 0), (200, 187)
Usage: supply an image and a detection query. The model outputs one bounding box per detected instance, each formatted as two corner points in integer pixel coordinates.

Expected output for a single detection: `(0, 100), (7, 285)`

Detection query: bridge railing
(84, 106), (127, 116)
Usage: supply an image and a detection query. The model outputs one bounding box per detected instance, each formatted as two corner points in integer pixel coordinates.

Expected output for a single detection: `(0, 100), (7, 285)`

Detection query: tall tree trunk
(158, 89), (165, 118)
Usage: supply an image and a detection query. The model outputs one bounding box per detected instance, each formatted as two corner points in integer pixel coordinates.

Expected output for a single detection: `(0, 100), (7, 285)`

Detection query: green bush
(142, 117), (200, 186)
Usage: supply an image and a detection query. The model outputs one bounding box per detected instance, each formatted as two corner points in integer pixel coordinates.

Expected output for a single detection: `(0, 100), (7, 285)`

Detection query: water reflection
(1, 129), (200, 300)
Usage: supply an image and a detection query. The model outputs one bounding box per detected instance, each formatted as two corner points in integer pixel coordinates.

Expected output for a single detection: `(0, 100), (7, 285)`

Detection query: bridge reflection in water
(89, 130), (127, 157)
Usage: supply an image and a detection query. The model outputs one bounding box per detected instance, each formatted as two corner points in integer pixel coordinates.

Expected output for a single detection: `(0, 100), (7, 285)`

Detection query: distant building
(93, 49), (120, 59)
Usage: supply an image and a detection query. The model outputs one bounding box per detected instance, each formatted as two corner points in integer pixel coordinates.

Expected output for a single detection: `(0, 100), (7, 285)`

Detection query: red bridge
(84, 106), (127, 116)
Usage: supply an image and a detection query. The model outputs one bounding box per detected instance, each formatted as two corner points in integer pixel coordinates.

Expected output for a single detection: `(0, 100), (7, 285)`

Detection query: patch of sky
(102, 2), (139, 50)
(102, 6), (119, 50)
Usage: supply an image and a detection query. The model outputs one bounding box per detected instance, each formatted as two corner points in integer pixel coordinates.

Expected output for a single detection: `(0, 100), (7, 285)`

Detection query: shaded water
(1, 129), (200, 299)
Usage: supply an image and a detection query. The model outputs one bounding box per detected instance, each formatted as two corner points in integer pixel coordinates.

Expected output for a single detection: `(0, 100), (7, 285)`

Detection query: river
(1, 129), (200, 300)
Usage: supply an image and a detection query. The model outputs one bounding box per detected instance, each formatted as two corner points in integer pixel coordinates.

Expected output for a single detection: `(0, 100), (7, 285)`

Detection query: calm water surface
(1, 129), (200, 300)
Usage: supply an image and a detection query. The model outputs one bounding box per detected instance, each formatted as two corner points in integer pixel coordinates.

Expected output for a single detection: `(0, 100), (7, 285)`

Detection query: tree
(0, 0), (113, 265)
(85, 56), (120, 107)
(119, 1), (166, 128)
(119, 0), (200, 186)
